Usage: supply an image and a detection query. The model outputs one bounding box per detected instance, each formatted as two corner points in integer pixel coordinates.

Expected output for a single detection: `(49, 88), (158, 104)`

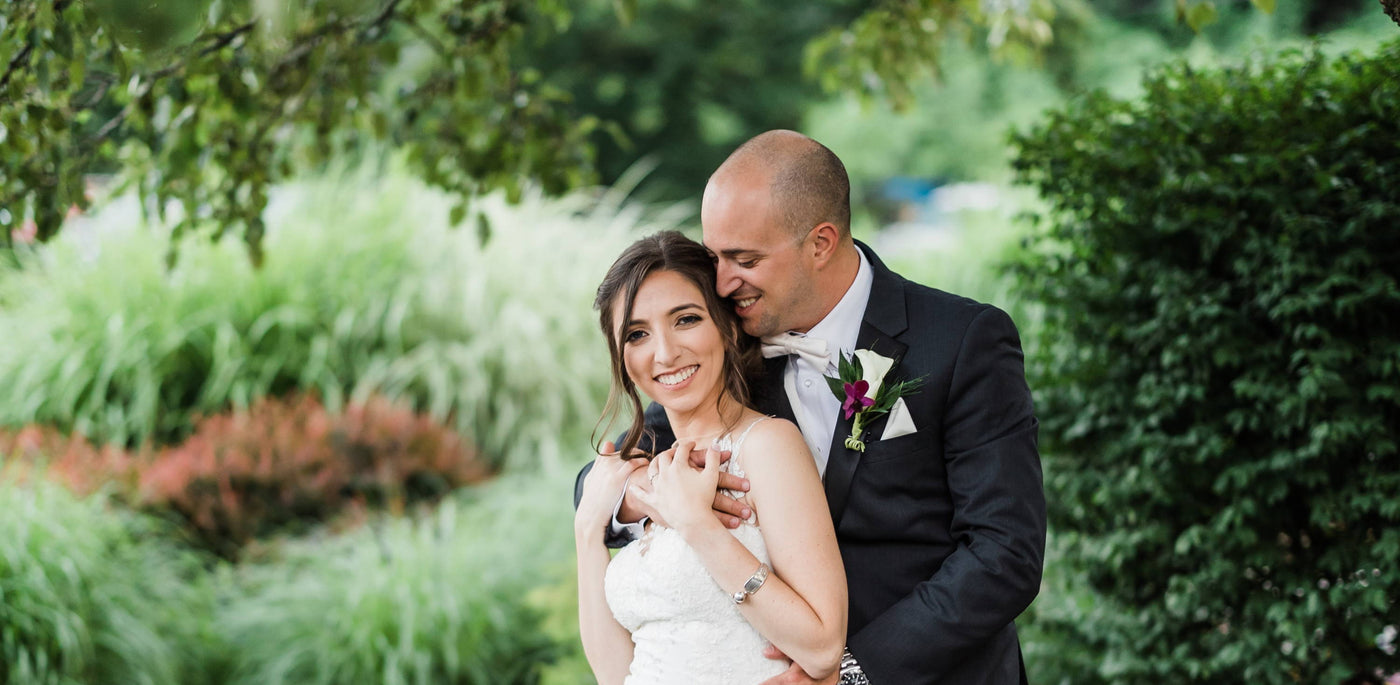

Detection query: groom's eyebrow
(716, 248), (759, 260)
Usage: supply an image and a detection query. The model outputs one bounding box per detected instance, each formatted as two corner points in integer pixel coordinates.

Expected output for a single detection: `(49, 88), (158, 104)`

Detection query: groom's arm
(848, 306), (1046, 684)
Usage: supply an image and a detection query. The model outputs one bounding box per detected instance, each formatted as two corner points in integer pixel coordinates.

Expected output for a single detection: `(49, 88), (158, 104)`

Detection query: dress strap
(730, 415), (771, 455)
(720, 416), (771, 524)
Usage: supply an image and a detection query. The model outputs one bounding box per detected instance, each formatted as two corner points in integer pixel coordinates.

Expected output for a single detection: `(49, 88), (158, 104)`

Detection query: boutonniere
(824, 349), (924, 452)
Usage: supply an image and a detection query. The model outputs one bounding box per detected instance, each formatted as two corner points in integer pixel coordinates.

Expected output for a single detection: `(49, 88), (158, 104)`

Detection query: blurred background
(2, 0), (1397, 683)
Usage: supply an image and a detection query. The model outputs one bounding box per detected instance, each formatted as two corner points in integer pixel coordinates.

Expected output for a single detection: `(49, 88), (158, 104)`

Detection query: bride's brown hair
(593, 231), (760, 460)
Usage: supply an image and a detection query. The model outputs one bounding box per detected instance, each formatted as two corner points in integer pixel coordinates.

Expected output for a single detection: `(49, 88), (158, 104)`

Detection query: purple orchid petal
(842, 380), (873, 420)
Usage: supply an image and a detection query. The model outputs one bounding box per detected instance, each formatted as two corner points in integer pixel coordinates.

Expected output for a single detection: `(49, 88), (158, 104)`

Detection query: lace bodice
(603, 416), (785, 685)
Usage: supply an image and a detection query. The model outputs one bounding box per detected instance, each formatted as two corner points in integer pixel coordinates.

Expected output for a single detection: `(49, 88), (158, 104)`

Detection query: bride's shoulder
(738, 417), (820, 496)
(741, 416), (807, 461)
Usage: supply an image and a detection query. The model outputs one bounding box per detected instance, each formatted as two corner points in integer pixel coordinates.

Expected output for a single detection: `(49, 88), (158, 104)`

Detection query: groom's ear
(809, 222), (841, 267)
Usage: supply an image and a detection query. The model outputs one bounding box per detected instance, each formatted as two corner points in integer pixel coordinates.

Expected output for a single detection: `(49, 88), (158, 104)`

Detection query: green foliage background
(0, 164), (651, 469)
(0, 0), (597, 260)
(3, 1), (1399, 684)
(0, 477), (215, 685)
(1012, 40), (1400, 683)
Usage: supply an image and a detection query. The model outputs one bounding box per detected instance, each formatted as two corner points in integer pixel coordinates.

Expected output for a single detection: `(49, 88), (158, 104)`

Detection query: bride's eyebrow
(624, 303), (702, 328)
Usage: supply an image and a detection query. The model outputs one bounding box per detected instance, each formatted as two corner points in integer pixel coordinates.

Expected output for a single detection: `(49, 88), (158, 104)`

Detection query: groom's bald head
(706, 130), (851, 241)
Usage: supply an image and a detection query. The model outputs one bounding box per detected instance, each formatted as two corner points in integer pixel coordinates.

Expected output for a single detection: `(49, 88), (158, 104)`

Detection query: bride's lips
(653, 364), (699, 391)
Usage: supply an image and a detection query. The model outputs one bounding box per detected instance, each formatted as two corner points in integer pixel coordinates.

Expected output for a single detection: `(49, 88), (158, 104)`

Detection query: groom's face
(701, 175), (819, 339)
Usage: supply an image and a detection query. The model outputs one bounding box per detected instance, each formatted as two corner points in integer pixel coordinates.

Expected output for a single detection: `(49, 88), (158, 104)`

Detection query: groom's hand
(758, 645), (840, 685)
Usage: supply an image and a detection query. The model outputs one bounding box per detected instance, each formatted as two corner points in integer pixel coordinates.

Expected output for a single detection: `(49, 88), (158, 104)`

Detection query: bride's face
(614, 269), (727, 416)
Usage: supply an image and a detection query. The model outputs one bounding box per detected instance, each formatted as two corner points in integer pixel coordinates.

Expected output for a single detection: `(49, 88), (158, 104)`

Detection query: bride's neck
(664, 394), (745, 444)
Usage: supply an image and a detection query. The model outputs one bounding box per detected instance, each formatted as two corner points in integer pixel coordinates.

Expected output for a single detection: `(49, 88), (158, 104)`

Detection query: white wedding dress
(603, 417), (787, 685)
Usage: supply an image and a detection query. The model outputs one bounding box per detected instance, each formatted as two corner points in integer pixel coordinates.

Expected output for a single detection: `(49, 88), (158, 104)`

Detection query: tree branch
(403, 17), (450, 58)
(359, 0), (404, 42)
(0, 42), (35, 92)
(1, 0), (79, 94)
(197, 20), (257, 58)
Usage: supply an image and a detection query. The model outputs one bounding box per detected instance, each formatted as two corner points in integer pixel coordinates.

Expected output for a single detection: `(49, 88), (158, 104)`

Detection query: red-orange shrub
(0, 426), (140, 495)
(3, 394), (488, 558)
(138, 394), (488, 556)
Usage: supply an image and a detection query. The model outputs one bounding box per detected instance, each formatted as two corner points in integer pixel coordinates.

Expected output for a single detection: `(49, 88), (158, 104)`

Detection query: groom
(579, 130), (1045, 684)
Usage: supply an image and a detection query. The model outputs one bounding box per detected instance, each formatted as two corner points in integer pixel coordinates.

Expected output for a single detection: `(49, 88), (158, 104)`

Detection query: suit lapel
(754, 354), (797, 425)
(823, 244), (909, 526)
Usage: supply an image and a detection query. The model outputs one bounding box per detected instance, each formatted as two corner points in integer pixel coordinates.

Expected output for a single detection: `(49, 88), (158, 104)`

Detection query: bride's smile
(655, 365), (698, 387)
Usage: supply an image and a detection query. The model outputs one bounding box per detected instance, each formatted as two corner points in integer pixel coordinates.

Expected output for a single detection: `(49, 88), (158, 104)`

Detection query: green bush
(0, 164), (658, 470)
(0, 474), (215, 685)
(216, 474), (571, 685)
(1012, 41), (1400, 683)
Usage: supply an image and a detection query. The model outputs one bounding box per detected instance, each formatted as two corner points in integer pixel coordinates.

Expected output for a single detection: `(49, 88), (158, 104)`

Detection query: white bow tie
(760, 333), (830, 369)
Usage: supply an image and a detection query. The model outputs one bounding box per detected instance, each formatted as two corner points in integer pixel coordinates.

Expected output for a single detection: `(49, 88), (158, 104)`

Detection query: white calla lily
(853, 348), (894, 398)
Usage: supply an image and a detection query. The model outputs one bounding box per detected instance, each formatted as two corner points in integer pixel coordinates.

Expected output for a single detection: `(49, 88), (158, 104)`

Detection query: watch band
(838, 647), (869, 685)
(730, 562), (769, 604)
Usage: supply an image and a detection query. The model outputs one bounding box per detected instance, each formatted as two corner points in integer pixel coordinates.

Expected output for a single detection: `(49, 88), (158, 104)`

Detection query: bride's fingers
(630, 477), (656, 507)
(667, 440), (692, 471)
(619, 457), (647, 479)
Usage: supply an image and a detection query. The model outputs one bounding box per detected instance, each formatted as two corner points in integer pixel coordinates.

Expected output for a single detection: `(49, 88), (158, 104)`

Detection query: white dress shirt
(779, 247), (873, 477)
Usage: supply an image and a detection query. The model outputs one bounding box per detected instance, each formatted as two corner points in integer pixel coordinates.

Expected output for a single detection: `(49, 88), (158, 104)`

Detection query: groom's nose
(714, 263), (740, 297)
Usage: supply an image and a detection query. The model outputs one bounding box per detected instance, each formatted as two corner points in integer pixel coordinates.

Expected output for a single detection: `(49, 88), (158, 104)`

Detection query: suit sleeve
(848, 306), (1046, 683)
(573, 402), (676, 549)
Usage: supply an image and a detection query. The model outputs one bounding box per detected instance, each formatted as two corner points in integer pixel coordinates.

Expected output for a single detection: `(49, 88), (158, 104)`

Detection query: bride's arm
(576, 531), (633, 685)
(576, 456), (643, 685)
(647, 423), (847, 680)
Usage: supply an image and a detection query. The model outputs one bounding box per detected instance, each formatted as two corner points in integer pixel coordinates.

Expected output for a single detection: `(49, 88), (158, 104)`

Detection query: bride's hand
(635, 440), (722, 534)
(576, 451), (647, 542)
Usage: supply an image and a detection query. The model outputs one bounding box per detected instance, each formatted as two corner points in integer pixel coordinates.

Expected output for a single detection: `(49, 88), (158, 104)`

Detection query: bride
(575, 231), (847, 684)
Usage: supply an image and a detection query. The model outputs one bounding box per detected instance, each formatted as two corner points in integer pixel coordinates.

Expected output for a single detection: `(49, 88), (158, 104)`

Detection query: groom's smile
(732, 294), (759, 314)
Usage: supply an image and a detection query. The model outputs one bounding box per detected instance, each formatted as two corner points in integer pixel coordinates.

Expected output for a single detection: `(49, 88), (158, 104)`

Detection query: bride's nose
(653, 330), (681, 366)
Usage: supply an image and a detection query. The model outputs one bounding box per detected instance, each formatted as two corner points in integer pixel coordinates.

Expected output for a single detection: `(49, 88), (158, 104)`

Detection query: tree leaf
(1185, 1), (1219, 32)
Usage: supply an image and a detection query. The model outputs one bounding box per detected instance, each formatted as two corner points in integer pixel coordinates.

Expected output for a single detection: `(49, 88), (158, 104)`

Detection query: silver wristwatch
(838, 647), (869, 685)
(731, 563), (769, 604)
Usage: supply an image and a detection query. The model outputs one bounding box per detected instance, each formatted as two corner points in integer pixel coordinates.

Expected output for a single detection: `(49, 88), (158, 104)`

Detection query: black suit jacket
(576, 244), (1046, 684)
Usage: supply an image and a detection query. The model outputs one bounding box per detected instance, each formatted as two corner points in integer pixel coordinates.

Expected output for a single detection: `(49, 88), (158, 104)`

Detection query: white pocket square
(880, 397), (917, 441)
